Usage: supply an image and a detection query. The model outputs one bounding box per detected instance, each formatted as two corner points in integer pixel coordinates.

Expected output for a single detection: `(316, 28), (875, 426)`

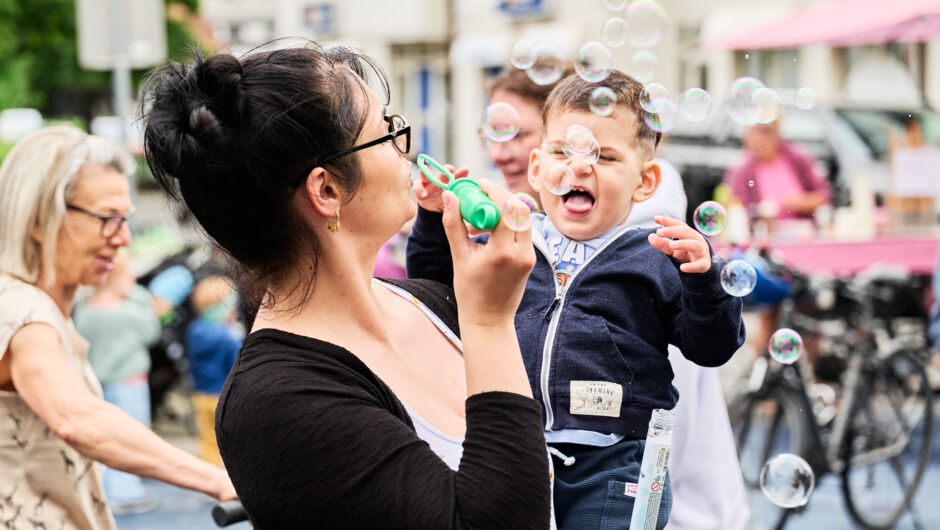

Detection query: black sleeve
(671, 255), (747, 367)
(406, 206), (455, 287)
(218, 360), (550, 530)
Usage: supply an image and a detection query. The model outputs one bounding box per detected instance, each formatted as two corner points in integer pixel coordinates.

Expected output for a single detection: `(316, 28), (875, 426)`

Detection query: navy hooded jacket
(406, 207), (746, 439)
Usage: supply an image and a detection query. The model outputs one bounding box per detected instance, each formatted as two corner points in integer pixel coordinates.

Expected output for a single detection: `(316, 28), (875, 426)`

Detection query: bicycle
(731, 250), (934, 530)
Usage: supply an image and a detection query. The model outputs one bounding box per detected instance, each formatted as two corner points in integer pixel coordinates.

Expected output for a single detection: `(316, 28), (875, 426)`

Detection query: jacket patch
(569, 380), (622, 417)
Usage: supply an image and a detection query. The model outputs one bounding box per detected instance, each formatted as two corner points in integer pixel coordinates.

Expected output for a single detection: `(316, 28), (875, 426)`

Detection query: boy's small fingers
(453, 167), (471, 180)
(668, 240), (704, 253)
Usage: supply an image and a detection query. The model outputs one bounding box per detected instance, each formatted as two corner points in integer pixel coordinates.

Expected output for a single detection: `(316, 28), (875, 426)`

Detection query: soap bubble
(626, 0), (667, 48)
(630, 50), (658, 83)
(483, 102), (520, 142)
(795, 87), (816, 110)
(575, 42), (612, 83)
(639, 83), (669, 113)
(513, 192), (540, 213)
(769, 328), (803, 364)
(726, 77), (765, 125)
(720, 260), (757, 297)
(601, 0), (628, 9)
(748, 87), (782, 124)
(644, 98), (678, 133)
(502, 195), (534, 231)
(693, 201), (726, 235)
(545, 163), (575, 195)
(602, 17), (630, 48)
(589, 87), (617, 116)
(510, 40), (536, 70)
(680, 88), (712, 122)
(562, 125), (600, 164)
(760, 454), (815, 508)
(525, 43), (566, 86)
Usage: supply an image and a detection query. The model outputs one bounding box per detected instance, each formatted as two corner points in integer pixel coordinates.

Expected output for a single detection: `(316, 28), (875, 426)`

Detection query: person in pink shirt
(725, 119), (831, 224)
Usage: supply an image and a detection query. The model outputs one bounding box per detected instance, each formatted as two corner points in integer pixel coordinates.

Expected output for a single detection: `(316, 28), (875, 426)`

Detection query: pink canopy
(706, 0), (940, 50)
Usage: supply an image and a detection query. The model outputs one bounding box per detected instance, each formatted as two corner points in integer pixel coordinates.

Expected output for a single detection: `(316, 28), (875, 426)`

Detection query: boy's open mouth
(561, 187), (595, 215)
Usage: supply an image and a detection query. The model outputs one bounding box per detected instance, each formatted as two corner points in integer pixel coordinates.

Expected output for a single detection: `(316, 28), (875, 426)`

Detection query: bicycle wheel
(734, 388), (807, 530)
(841, 350), (934, 529)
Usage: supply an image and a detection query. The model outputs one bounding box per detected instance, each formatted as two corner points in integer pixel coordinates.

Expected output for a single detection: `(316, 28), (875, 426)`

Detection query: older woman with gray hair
(0, 125), (235, 530)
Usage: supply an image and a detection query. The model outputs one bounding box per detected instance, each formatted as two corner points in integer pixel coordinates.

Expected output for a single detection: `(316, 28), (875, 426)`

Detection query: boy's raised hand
(412, 163), (469, 213)
(647, 215), (712, 273)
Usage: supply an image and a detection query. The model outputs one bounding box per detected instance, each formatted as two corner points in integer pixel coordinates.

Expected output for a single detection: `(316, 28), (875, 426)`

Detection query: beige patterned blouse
(0, 274), (115, 530)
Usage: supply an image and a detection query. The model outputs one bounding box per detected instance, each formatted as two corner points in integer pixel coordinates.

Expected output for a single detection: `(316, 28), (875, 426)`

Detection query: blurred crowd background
(2, 0), (940, 528)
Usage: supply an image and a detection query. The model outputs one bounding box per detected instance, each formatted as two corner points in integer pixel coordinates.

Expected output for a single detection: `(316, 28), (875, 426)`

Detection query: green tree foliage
(0, 0), (201, 114)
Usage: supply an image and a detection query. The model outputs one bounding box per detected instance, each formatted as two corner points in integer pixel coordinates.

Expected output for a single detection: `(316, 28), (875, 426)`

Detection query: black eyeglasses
(66, 204), (134, 238)
(323, 114), (411, 166)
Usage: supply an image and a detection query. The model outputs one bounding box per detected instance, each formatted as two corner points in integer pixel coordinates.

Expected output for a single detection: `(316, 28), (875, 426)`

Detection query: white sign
(77, 0), (167, 70)
(891, 147), (940, 197)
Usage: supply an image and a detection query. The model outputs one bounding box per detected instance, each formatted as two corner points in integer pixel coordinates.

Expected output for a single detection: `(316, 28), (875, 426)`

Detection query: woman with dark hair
(140, 44), (549, 529)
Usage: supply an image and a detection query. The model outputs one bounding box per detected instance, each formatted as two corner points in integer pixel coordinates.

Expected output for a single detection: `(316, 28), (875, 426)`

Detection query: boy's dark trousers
(551, 438), (672, 530)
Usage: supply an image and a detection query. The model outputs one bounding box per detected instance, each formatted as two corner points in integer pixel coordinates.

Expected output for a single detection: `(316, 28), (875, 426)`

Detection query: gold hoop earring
(327, 209), (341, 234)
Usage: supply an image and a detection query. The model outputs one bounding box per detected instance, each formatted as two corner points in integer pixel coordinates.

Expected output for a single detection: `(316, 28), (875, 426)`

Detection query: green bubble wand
(416, 154), (500, 231)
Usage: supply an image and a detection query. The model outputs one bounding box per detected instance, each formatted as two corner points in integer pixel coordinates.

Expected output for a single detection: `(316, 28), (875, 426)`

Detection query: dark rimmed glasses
(321, 114), (411, 166)
(66, 204), (134, 238)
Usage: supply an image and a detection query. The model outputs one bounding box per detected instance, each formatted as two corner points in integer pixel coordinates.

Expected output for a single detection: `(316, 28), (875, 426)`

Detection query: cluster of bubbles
(562, 125), (601, 164)
(720, 260), (757, 297)
(483, 102), (520, 143)
(575, 42), (613, 83)
(502, 192), (540, 231)
(769, 328), (803, 364)
(725, 77), (785, 125)
(692, 201), (726, 236)
(639, 83), (712, 133)
(760, 453), (815, 508)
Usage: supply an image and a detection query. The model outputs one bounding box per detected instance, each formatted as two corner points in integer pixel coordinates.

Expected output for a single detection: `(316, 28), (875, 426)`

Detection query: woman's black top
(216, 278), (551, 529)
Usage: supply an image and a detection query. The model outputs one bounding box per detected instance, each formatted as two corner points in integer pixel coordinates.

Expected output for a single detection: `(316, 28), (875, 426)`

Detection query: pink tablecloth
(717, 235), (940, 276)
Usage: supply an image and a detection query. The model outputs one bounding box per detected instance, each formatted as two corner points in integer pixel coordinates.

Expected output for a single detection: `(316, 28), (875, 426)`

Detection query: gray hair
(0, 125), (134, 287)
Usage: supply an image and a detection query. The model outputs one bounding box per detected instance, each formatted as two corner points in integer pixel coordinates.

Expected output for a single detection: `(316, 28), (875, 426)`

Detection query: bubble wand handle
(416, 154), (500, 231)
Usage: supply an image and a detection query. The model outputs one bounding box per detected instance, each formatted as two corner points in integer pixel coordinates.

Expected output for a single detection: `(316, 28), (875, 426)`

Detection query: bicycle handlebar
(212, 500), (248, 527)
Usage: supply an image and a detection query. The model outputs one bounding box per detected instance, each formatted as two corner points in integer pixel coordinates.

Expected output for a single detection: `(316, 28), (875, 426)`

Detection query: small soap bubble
(626, 0), (667, 48)
(562, 125), (600, 164)
(640, 83), (669, 113)
(760, 454), (815, 508)
(510, 40), (536, 70)
(483, 102), (520, 142)
(769, 328), (803, 364)
(630, 50), (658, 83)
(525, 43), (565, 86)
(513, 192), (540, 213)
(748, 87), (782, 124)
(601, 17), (630, 48)
(502, 196), (534, 231)
(575, 42), (613, 83)
(601, 0), (628, 10)
(589, 87), (617, 116)
(720, 260), (757, 297)
(726, 76), (765, 125)
(693, 201), (726, 235)
(644, 98), (678, 133)
(747, 179), (755, 187)
(680, 88), (712, 122)
(795, 87), (816, 110)
(545, 163), (575, 195)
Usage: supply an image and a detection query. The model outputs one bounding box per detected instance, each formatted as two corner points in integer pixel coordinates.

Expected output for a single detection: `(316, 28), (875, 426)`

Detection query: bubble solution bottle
(629, 408), (676, 530)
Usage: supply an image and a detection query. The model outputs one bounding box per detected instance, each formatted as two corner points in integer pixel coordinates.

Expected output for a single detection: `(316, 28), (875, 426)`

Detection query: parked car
(659, 92), (938, 222)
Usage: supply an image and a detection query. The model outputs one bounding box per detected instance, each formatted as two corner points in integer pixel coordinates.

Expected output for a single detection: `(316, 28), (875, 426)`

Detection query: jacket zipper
(534, 223), (635, 431)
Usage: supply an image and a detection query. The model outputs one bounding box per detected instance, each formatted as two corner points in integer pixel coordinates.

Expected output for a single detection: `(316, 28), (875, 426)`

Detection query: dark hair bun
(195, 54), (248, 127)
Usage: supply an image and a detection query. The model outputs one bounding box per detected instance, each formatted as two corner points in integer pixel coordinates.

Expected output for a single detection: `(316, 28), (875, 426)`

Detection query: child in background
(408, 71), (745, 528)
(73, 252), (161, 514)
(185, 275), (242, 465)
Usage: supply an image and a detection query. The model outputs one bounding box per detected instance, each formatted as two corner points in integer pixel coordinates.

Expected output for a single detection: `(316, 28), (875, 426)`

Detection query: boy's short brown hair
(488, 57), (576, 108)
(542, 70), (661, 154)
